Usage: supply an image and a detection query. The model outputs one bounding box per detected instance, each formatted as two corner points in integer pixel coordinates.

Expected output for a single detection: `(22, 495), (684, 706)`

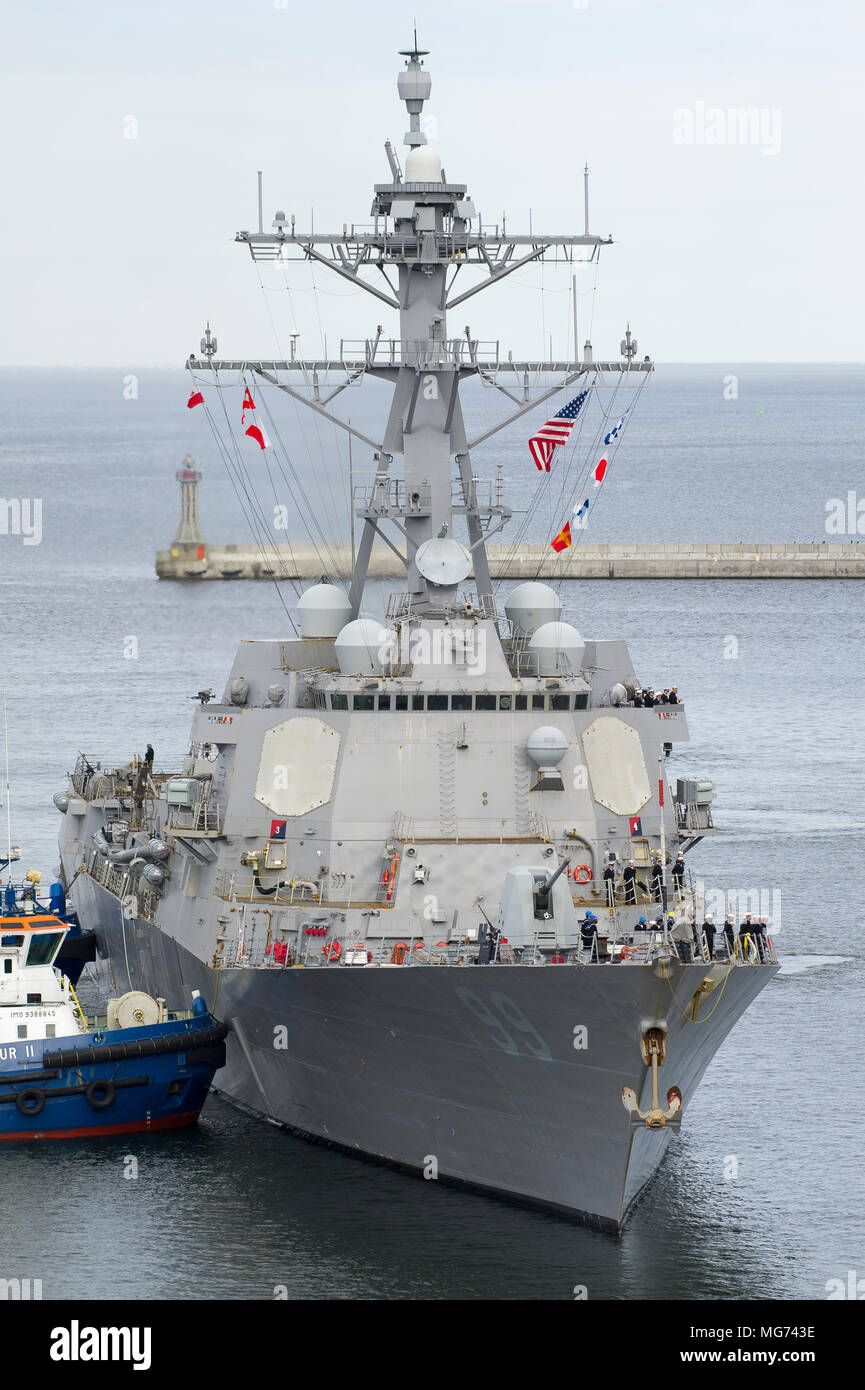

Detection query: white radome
(334, 618), (397, 675)
(526, 726), (570, 767)
(504, 581), (562, 634)
(404, 145), (443, 182)
(297, 583), (353, 638)
(529, 621), (585, 676)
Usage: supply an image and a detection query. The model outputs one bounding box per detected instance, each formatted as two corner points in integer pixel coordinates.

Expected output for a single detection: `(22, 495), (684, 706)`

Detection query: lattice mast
(187, 40), (651, 614)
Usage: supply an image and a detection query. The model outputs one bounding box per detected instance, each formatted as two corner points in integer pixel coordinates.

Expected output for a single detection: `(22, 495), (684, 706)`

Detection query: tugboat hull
(0, 1011), (227, 1141)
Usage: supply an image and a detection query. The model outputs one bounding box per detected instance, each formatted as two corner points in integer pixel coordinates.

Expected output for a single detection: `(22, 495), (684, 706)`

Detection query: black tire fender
(85, 1079), (116, 1111)
(15, 1088), (46, 1117)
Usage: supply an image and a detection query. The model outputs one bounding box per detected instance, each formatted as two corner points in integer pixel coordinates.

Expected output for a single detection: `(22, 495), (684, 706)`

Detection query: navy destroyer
(54, 41), (777, 1229)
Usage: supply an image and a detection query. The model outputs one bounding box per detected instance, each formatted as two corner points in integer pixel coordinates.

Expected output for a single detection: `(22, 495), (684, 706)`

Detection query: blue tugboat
(0, 913), (227, 1140)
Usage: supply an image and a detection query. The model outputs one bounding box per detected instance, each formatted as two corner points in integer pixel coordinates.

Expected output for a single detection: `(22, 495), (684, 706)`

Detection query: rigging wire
(196, 384), (300, 633)
(257, 260), (351, 573)
(255, 386), (350, 583)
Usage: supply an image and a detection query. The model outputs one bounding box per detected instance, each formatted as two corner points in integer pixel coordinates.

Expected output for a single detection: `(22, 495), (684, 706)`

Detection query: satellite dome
(297, 583), (352, 638)
(505, 581), (562, 634)
(526, 726), (569, 767)
(334, 619), (397, 675)
(404, 146), (443, 182)
(529, 622), (584, 676)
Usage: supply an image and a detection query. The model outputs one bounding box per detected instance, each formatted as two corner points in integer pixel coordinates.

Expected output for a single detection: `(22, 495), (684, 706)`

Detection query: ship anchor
(621, 1027), (683, 1130)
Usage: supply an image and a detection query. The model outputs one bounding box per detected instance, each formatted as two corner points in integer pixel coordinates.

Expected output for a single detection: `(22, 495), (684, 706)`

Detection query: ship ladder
(67, 979), (88, 1029)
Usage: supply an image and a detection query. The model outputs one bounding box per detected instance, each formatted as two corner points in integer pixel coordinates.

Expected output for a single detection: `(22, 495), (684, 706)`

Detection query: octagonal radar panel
(415, 537), (472, 587)
(255, 717), (341, 818)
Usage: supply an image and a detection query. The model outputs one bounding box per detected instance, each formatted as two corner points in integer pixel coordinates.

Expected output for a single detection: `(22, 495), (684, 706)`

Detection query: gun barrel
(545, 858), (571, 892)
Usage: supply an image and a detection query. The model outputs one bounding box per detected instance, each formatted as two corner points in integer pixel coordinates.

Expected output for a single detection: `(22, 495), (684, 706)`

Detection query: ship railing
(166, 798), (222, 833)
(387, 814), (553, 844)
(85, 855), (160, 924)
(71, 754), (175, 805)
(676, 802), (715, 832)
(385, 591), (500, 622)
(354, 476), (501, 516)
(212, 869), (392, 908)
(340, 337), (501, 369)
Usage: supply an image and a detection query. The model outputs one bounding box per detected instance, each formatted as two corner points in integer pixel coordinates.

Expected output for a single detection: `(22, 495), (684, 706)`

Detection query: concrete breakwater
(156, 541), (865, 581)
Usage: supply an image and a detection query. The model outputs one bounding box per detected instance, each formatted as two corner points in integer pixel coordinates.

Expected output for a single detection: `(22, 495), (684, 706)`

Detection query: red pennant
(245, 423), (269, 451)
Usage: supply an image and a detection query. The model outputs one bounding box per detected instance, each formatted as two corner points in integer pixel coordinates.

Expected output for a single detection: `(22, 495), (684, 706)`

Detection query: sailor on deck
(622, 859), (638, 904)
(579, 911), (599, 962)
(603, 859), (616, 906)
(651, 856), (663, 901)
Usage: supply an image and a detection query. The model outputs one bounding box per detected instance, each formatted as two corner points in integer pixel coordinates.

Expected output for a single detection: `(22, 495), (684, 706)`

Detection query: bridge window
(330, 693), (348, 711)
(499, 695), (512, 710)
(352, 694), (375, 711)
(427, 694), (448, 711)
(514, 694), (528, 710)
(1, 935), (24, 947)
(411, 695), (425, 710)
(451, 694), (472, 711)
(378, 694), (391, 710)
(26, 932), (63, 966)
(550, 694), (571, 711)
(531, 694), (546, 710)
(475, 694), (496, 710)
(394, 694), (409, 710)
(574, 693), (588, 710)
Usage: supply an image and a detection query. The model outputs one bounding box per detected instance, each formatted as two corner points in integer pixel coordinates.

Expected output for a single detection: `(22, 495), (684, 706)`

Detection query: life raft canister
(391, 941), (408, 965)
(322, 939), (342, 962)
(385, 851), (399, 902)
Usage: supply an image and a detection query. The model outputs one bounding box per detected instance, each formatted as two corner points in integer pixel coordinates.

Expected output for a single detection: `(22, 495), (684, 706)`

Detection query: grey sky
(1, 0), (861, 365)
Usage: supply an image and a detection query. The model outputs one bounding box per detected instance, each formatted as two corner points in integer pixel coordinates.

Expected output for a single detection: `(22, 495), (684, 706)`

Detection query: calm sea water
(0, 367), (863, 1300)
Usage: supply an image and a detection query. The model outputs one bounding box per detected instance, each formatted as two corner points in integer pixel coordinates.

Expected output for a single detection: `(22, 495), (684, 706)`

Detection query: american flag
(528, 390), (589, 471)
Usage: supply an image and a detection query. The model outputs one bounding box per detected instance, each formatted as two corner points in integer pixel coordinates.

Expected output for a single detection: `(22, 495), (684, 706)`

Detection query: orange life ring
(619, 944), (638, 960)
(322, 939), (342, 961)
(391, 941), (408, 965)
(574, 864), (593, 884)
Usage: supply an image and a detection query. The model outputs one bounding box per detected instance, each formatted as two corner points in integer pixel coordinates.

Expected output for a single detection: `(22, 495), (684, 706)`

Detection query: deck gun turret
(533, 858), (570, 920)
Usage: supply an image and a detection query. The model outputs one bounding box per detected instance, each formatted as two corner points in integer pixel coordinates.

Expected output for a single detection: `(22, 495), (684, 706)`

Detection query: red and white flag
(245, 423), (270, 451)
(241, 387), (256, 424)
(187, 388), (204, 409)
(593, 456), (608, 487)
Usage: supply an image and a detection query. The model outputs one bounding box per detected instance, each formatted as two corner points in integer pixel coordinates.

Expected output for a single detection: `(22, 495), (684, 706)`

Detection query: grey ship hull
(77, 875), (775, 1230)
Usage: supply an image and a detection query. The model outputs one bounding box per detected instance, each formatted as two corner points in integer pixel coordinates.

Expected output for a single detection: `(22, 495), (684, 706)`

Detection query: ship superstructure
(55, 42), (777, 1228)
